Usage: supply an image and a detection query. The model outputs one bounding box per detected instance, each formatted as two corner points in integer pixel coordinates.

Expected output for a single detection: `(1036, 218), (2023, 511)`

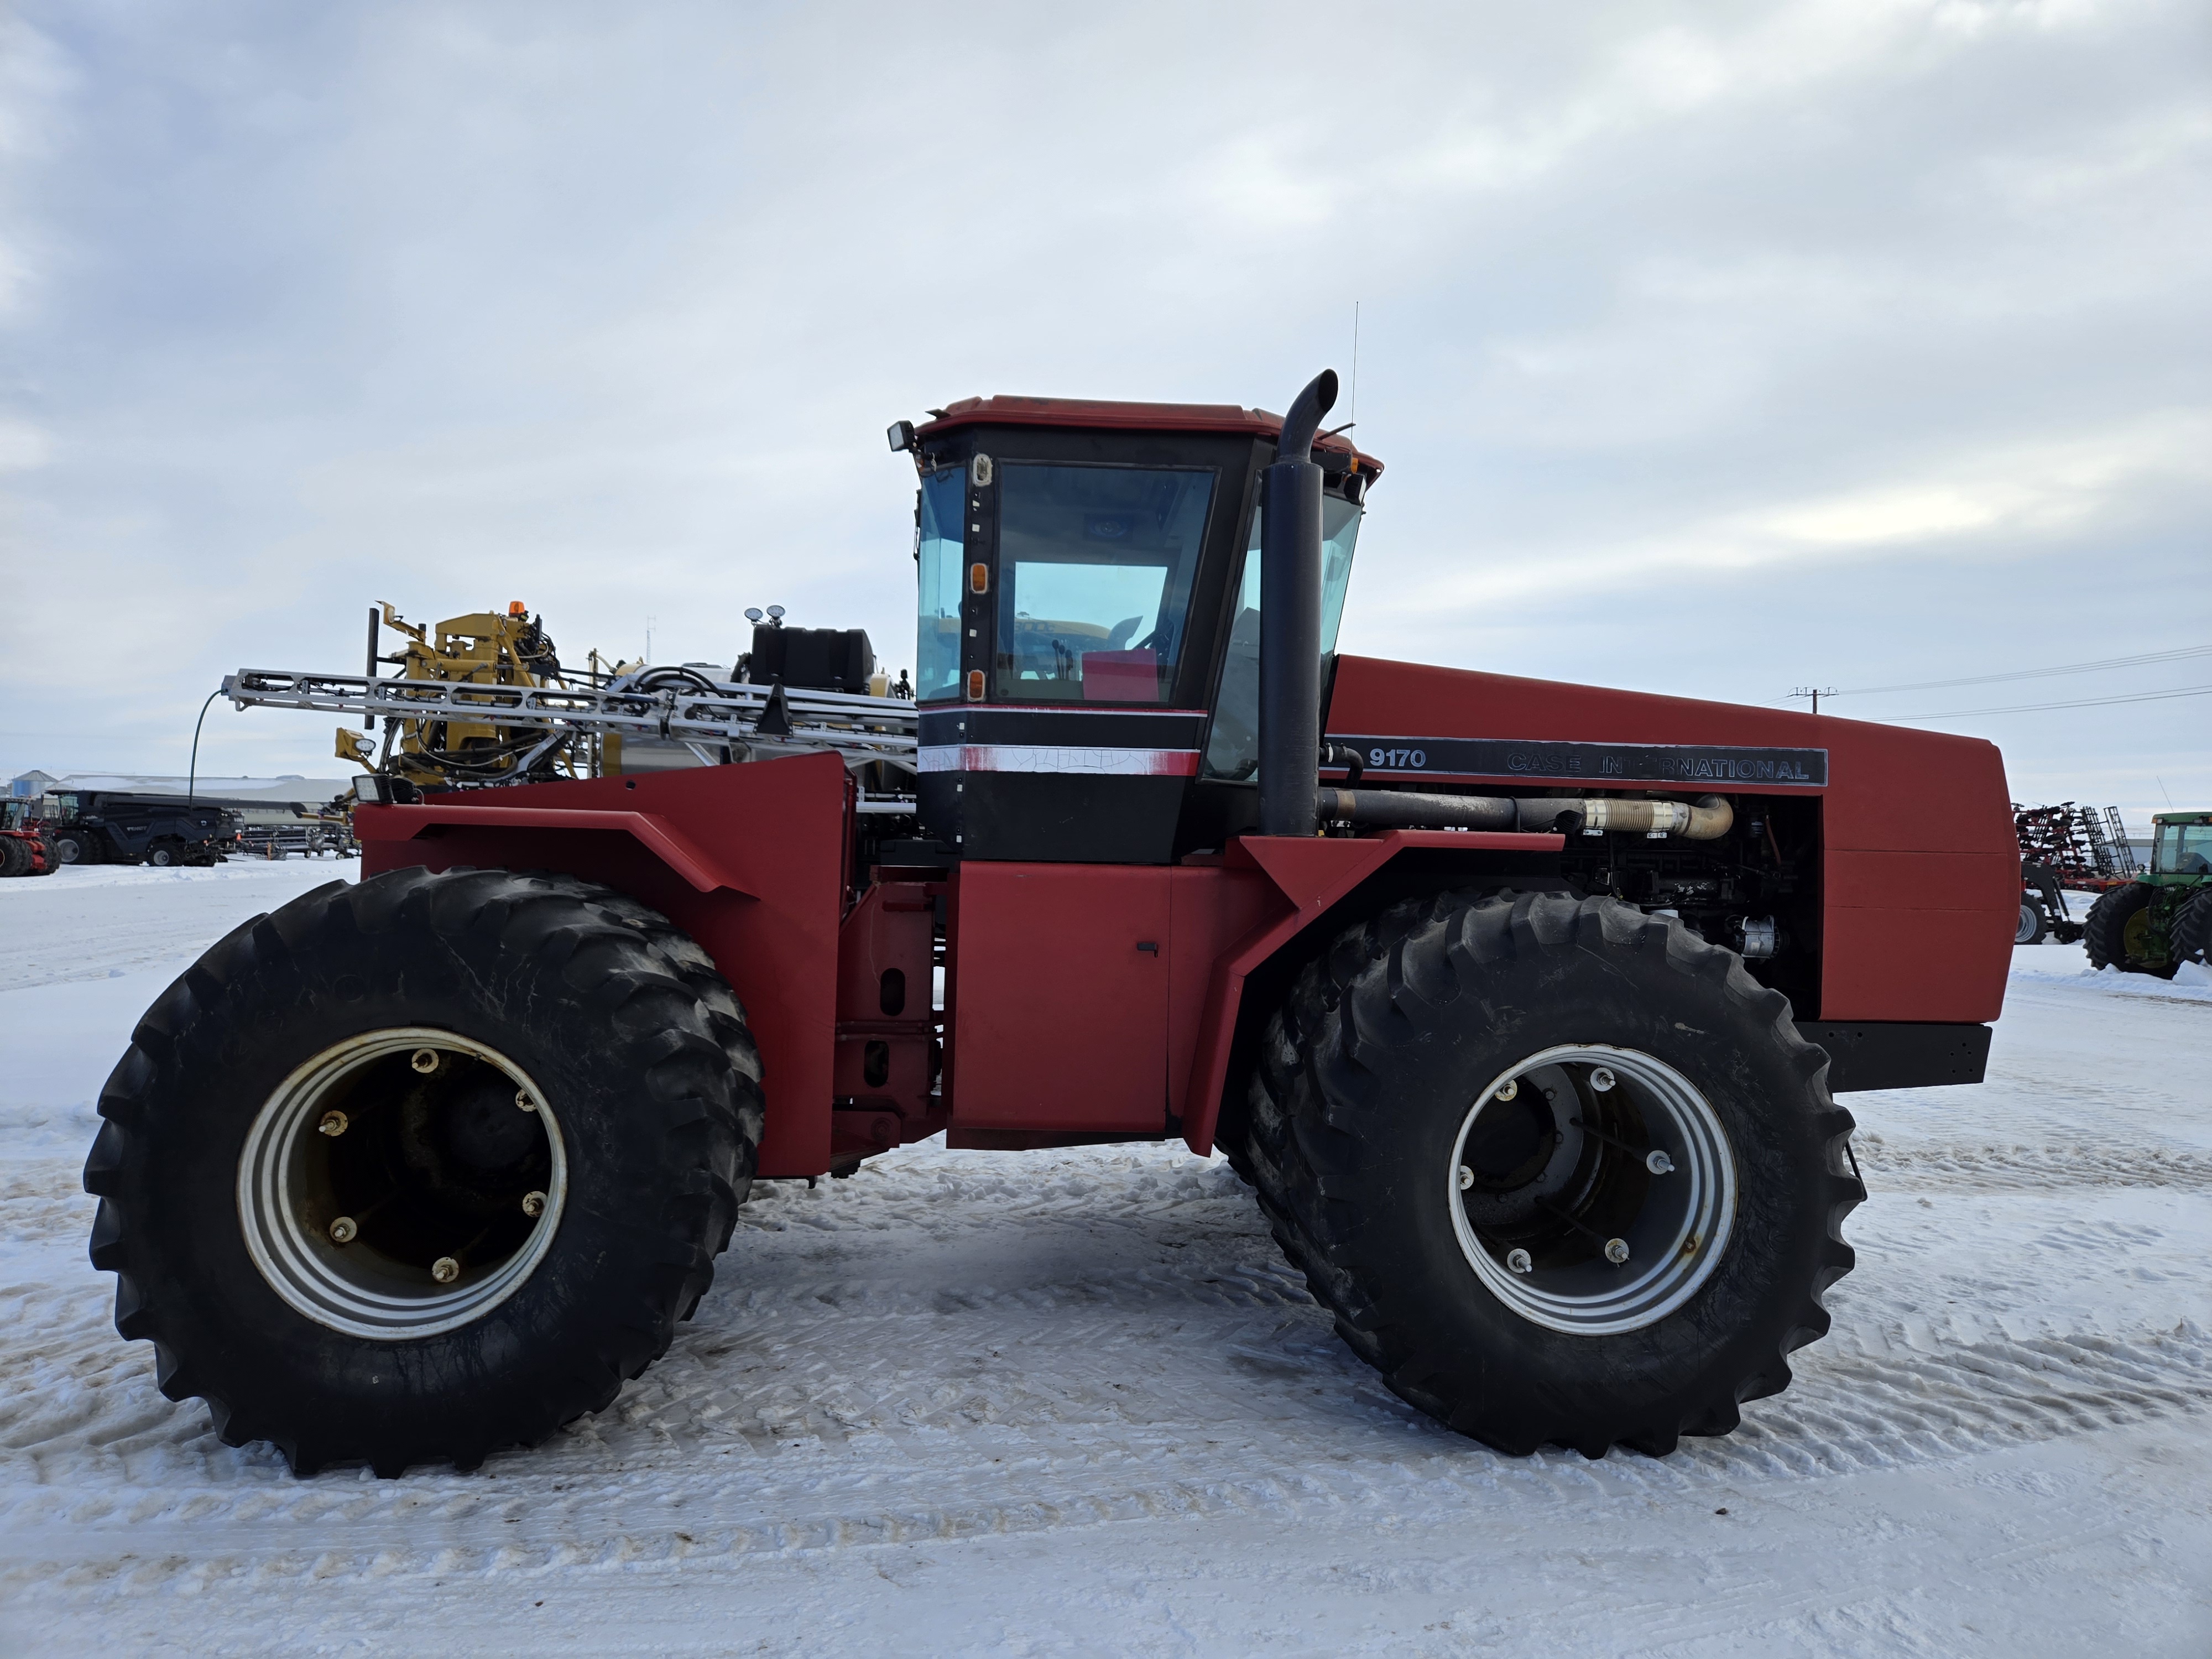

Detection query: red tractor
(1, 801), (61, 877)
(84, 373), (2016, 1475)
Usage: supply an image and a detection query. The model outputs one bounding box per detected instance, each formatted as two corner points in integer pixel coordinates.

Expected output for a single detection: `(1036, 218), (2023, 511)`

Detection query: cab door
(948, 862), (1171, 1133)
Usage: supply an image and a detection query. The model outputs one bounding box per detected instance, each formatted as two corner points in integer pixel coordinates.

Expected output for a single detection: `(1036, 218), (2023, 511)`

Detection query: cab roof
(915, 395), (1381, 477)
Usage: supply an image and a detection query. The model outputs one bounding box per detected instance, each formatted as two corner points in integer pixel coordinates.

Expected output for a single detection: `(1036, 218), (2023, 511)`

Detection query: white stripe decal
(919, 744), (1201, 776)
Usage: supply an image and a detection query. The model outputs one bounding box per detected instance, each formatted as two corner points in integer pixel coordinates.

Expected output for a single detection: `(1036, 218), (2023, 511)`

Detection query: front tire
(1242, 890), (1860, 1457)
(82, 867), (755, 1475)
(2016, 900), (2047, 945)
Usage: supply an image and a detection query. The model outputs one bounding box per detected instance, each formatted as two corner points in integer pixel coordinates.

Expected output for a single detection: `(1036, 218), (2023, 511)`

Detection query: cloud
(1, 0), (2207, 815)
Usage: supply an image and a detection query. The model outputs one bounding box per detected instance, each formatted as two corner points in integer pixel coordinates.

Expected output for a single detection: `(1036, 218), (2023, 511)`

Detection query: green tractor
(2084, 811), (2212, 978)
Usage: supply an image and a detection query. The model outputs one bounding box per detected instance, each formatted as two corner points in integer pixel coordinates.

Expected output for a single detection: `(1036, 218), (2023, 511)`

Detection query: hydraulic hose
(1315, 789), (1516, 830)
(1513, 795), (1735, 840)
(1317, 789), (1735, 839)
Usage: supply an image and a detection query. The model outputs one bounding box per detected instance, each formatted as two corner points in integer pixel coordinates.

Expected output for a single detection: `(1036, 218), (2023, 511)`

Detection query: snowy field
(2, 863), (2208, 1657)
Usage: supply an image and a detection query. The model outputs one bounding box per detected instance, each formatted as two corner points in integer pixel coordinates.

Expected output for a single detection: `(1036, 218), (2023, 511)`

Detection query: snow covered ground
(2, 864), (2208, 1656)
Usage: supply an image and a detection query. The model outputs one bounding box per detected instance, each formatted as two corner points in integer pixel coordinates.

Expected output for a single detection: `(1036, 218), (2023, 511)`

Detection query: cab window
(992, 463), (1214, 703)
(914, 467), (968, 703)
(1201, 495), (1363, 781)
(2155, 822), (2212, 874)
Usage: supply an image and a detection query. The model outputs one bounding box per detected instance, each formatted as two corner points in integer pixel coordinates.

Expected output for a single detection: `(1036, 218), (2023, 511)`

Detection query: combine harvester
(84, 373), (2018, 1475)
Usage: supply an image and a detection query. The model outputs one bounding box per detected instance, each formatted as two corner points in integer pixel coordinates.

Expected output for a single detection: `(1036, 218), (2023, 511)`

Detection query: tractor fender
(354, 752), (853, 1178)
(1176, 828), (1563, 1157)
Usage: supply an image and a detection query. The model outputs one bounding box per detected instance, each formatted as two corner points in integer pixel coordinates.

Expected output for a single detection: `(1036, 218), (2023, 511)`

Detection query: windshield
(992, 462), (1214, 703)
(1200, 495), (1363, 781)
(2154, 821), (2212, 875)
(915, 467), (967, 702)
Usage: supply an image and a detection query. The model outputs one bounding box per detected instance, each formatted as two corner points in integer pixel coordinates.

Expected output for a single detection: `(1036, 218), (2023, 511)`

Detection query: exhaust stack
(1258, 369), (1338, 838)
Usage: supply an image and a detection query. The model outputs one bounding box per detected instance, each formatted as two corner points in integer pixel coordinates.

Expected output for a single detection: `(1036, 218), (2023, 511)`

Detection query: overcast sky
(3, 1), (2207, 816)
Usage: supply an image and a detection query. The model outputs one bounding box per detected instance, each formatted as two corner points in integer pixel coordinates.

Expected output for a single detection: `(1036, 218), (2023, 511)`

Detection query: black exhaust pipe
(1258, 369), (1338, 838)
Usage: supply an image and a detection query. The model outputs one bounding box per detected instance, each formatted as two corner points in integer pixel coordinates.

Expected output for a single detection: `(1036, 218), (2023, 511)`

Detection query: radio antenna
(1349, 301), (1360, 427)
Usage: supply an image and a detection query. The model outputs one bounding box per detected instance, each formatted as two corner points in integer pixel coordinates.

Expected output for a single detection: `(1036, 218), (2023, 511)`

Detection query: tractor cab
(2149, 811), (2212, 878)
(893, 398), (1378, 863)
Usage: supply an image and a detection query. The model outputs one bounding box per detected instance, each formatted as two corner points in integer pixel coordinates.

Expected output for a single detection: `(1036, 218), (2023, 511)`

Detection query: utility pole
(1790, 686), (1838, 715)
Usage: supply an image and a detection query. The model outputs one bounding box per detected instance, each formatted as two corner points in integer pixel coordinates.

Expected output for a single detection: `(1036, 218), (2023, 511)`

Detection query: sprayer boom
(223, 667), (918, 773)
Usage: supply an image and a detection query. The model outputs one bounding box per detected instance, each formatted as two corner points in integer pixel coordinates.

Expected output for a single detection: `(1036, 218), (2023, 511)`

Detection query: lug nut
(1605, 1237), (1631, 1265)
(1646, 1149), (1674, 1175)
(328, 1216), (358, 1244)
(522, 1190), (547, 1218)
(1494, 1078), (1517, 1102)
(1506, 1248), (1533, 1275)
(411, 1048), (440, 1074)
(1457, 1165), (1474, 1191)
(317, 1110), (349, 1138)
(1589, 1066), (1616, 1092)
(431, 1256), (460, 1284)
(515, 1089), (536, 1113)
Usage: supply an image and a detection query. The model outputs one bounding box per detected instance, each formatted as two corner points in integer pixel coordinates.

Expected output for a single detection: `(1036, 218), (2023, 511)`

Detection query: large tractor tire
(0, 837), (27, 878)
(2083, 883), (2173, 979)
(53, 831), (93, 865)
(1241, 890), (1860, 1458)
(34, 837), (59, 875)
(2172, 890), (2212, 970)
(146, 839), (184, 868)
(2015, 900), (2047, 945)
(82, 867), (759, 1476)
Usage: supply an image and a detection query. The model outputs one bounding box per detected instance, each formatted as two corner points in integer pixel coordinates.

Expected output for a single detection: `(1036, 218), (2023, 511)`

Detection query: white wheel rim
(1447, 1043), (1736, 1336)
(237, 1027), (567, 1340)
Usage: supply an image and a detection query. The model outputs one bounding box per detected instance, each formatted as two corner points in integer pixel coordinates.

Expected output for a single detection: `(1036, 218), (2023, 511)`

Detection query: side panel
(950, 862), (1173, 1131)
(357, 752), (850, 1178)
(1166, 864), (1285, 1127)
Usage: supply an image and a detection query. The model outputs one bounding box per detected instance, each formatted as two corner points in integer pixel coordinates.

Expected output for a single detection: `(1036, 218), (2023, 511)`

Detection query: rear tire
(1241, 890), (1860, 1457)
(54, 832), (91, 864)
(2173, 890), (2212, 970)
(0, 838), (27, 878)
(2084, 883), (2172, 978)
(147, 841), (180, 868)
(82, 867), (754, 1475)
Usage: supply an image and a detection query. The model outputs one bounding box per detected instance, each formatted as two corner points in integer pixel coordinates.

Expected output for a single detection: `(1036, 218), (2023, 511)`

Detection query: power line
(1824, 643), (2212, 700)
(1877, 682), (2212, 722)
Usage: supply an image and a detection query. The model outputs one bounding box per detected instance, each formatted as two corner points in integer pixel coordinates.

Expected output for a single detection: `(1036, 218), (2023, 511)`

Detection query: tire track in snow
(4, 1228), (2206, 1597)
(1851, 1136), (2212, 1192)
(5, 1315), (2206, 1600)
(7, 1096), (2209, 1601)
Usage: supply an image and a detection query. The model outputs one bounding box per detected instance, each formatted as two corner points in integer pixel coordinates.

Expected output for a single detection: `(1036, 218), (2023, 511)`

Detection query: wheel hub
(1447, 1044), (1735, 1335)
(238, 1028), (566, 1340)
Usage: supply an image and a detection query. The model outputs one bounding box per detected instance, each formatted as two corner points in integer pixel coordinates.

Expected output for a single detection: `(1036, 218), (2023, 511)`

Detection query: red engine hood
(1325, 655), (2019, 1023)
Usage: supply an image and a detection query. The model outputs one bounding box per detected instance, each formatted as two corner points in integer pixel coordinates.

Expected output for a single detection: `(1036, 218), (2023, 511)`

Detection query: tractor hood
(1324, 653), (2020, 1025)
